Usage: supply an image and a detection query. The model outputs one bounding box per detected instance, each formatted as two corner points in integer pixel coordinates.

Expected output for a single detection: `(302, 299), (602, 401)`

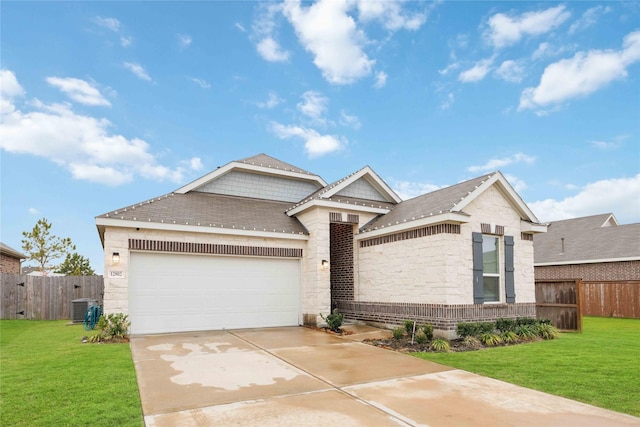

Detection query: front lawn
(413, 316), (640, 417)
(0, 320), (143, 427)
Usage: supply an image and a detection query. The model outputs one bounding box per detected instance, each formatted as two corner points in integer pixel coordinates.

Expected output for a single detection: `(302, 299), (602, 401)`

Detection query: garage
(128, 252), (301, 335)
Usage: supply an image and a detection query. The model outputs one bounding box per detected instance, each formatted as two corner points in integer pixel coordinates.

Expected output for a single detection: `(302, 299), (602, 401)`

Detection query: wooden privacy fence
(535, 279), (582, 332)
(581, 280), (640, 318)
(0, 274), (104, 320)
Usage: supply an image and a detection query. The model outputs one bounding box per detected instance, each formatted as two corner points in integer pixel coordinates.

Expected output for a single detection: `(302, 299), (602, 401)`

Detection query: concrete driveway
(131, 325), (639, 427)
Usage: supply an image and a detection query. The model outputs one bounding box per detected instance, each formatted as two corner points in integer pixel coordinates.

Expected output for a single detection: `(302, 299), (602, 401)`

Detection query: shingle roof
(237, 153), (317, 176)
(362, 173), (492, 232)
(534, 215), (640, 264)
(97, 192), (308, 235)
(0, 242), (26, 259)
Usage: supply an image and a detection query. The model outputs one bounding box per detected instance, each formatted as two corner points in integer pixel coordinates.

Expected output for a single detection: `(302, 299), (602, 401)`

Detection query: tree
(21, 218), (75, 271)
(55, 252), (95, 276)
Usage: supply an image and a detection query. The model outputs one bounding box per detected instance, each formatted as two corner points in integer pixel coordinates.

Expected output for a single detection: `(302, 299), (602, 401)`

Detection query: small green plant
(500, 330), (519, 344)
(536, 323), (560, 340)
(320, 309), (344, 332)
(457, 321), (495, 338)
(480, 333), (503, 347)
(392, 327), (405, 340)
(463, 335), (481, 349)
(404, 320), (416, 337)
(415, 329), (428, 344)
(430, 337), (450, 352)
(421, 323), (434, 341)
(90, 313), (130, 343)
(515, 324), (538, 341)
(516, 317), (538, 327)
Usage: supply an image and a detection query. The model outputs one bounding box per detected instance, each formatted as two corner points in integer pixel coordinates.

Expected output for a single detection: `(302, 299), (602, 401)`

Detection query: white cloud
(257, 91), (284, 109)
(28, 207), (40, 215)
(235, 23), (246, 32)
(297, 90), (328, 121)
(340, 110), (361, 129)
(46, 77), (111, 106)
(270, 121), (343, 158)
(123, 62), (152, 81)
(590, 139), (621, 150)
(188, 157), (203, 171)
(256, 37), (290, 62)
(495, 59), (525, 83)
(519, 31), (640, 112)
(120, 36), (133, 47)
(569, 6), (611, 34)
(283, 0), (374, 85)
(177, 34), (192, 48)
(440, 92), (455, 110)
(485, 5), (570, 48)
(188, 77), (211, 89)
(374, 71), (387, 88)
(391, 180), (441, 201)
(0, 71), (192, 186)
(529, 174), (640, 224)
(0, 69), (25, 99)
(356, 0), (427, 31)
(458, 57), (494, 83)
(468, 153), (536, 173)
(438, 62), (460, 76)
(94, 16), (120, 32)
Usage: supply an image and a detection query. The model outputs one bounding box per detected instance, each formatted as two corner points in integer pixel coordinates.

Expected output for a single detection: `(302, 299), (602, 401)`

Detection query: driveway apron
(130, 326), (640, 427)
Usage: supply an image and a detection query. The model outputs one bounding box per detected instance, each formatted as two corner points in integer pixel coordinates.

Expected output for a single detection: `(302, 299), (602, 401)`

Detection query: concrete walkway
(130, 325), (640, 426)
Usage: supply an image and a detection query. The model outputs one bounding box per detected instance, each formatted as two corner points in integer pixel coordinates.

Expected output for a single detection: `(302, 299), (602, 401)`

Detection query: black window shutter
(472, 232), (484, 304)
(505, 235), (515, 303)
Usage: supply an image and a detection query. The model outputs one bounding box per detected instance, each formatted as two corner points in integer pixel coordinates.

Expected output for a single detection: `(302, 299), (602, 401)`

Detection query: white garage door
(129, 252), (301, 334)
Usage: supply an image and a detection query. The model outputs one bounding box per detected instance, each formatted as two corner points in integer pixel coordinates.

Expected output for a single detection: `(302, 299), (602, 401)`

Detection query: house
(96, 154), (547, 337)
(534, 213), (640, 281)
(534, 213), (640, 318)
(0, 242), (26, 274)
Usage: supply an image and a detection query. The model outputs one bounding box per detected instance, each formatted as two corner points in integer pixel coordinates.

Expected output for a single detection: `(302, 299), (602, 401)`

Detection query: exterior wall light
(112, 252), (120, 264)
(321, 259), (329, 270)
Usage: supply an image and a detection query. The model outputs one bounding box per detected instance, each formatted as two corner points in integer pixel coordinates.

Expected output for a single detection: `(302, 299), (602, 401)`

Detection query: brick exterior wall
(335, 300), (536, 339)
(535, 260), (640, 281)
(330, 223), (355, 303)
(0, 254), (21, 274)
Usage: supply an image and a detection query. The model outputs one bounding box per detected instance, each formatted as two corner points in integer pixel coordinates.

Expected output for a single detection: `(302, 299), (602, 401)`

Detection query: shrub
(536, 323), (560, 340)
(538, 318), (552, 325)
(463, 335), (481, 349)
(430, 337), (450, 352)
(320, 309), (344, 332)
(90, 313), (130, 343)
(392, 327), (405, 340)
(479, 333), (503, 347)
(415, 329), (428, 344)
(515, 324), (538, 341)
(421, 323), (434, 341)
(496, 318), (516, 332)
(457, 321), (495, 338)
(404, 320), (416, 337)
(500, 330), (519, 344)
(516, 317), (538, 327)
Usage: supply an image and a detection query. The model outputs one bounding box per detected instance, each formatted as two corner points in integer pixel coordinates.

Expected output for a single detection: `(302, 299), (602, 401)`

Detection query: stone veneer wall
(0, 254), (21, 274)
(336, 300), (536, 339)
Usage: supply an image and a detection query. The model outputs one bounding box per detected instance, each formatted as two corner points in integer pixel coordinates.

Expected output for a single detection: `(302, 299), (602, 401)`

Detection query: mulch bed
(364, 336), (535, 353)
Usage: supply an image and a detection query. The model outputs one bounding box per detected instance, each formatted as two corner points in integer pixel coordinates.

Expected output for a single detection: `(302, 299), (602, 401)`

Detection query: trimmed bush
(415, 329), (428, 344)
(392, 327), (405, 340)
(496, 318), (517, 332)
(404, 320), (416, 337)
(421, 323), (434, 341)
(457, 321), (495, 338)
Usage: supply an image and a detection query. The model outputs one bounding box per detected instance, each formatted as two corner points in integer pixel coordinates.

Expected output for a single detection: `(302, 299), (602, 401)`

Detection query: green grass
(0, 320), (143, 427)
(414, 317), (640, 417)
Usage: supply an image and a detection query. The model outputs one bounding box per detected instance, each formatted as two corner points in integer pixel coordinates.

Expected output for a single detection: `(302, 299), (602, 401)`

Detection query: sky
(1, 1), (639, 275)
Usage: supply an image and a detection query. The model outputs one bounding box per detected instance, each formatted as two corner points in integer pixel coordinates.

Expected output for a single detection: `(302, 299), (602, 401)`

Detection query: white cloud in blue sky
(1, 1), (639, 272)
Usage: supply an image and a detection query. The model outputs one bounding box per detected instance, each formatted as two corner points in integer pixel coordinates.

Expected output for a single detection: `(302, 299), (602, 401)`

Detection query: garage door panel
(129, 252), (301, 334)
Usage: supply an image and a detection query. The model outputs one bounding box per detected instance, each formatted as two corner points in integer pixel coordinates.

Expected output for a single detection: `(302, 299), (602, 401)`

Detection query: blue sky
(1, 1), (639, 274)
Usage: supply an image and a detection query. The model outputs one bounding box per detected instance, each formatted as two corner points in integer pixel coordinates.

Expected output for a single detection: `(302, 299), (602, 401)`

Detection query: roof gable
(176, 153), (326, 195)
(361, 171), (541, 234)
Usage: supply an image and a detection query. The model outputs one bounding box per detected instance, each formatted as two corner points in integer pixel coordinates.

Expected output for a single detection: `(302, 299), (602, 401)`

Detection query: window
(482, 235), (500, 302)
(472, 232), (515, 304)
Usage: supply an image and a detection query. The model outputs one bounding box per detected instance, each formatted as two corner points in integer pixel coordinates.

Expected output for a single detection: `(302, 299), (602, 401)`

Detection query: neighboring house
(0, 243), (26, 274)
(96, 154), (547, 337)
(534, 213), (640, 281)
